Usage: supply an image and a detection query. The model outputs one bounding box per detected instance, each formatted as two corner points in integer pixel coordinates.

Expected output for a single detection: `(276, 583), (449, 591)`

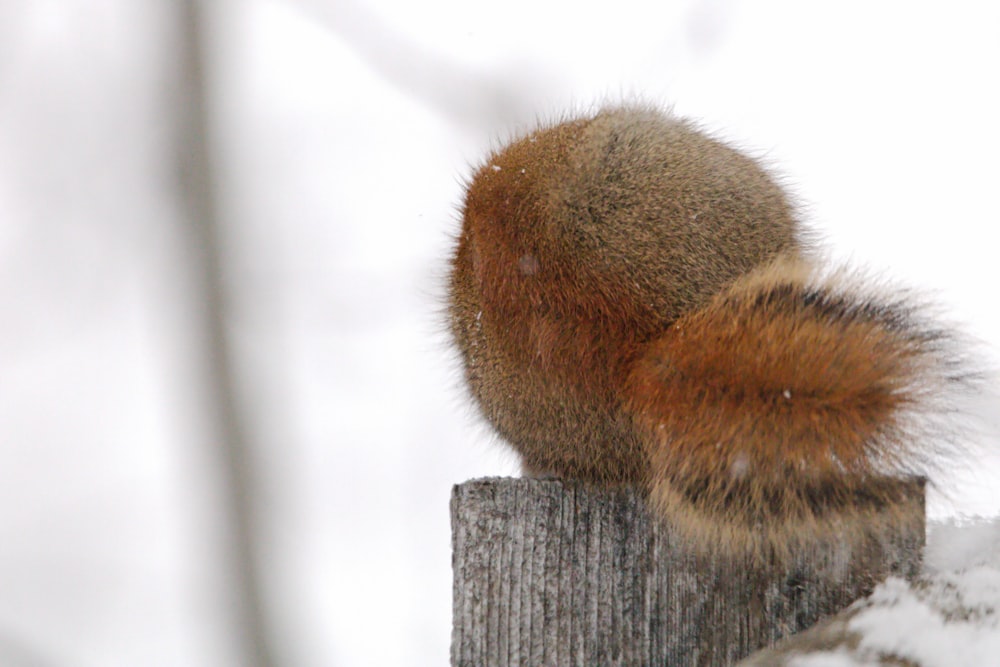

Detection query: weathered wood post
(451, 477), (924, 667)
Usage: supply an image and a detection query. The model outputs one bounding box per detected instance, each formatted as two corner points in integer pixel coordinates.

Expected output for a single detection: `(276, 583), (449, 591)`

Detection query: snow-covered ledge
(737, 518), (1000, 667)
(450, 477), (925, 667)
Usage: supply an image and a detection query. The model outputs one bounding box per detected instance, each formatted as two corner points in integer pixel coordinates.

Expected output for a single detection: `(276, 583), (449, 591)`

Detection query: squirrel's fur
(447, 105), (971, 558)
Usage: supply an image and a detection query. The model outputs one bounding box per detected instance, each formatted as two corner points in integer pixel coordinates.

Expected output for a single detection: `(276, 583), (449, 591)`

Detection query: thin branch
(174, 2), (277, 666)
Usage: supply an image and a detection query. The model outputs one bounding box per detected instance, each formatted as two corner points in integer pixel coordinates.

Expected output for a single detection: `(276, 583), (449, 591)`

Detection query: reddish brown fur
(628, 261), (924, 480)
(622, 259), (950, 554)
(448, 105), (965, 557)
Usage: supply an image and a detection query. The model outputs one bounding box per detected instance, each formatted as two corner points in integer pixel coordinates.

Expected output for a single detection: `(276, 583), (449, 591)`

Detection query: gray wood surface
(451, 477), (925, 667)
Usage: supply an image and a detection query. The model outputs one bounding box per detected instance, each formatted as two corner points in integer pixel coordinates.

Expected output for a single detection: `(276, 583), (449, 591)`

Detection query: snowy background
(0, 1), (998, 665)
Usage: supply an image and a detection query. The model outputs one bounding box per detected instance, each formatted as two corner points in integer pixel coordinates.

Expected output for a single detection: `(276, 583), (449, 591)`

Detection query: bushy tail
(623, 257), (974, 556)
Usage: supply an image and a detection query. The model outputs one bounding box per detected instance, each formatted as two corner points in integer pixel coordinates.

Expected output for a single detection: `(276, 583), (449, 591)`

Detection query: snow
(926, 516), (1000, 573)
(776, 518), (1000, 667)
(850, 571), (1000, 667)
(854, 519), (1000, 667)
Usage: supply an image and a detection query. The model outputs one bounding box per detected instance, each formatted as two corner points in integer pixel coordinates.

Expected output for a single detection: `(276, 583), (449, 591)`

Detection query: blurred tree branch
(174, 1), (277, 666)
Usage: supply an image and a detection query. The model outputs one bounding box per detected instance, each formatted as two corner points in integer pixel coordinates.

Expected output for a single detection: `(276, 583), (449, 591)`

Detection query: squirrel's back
(447, 105), (971, 557)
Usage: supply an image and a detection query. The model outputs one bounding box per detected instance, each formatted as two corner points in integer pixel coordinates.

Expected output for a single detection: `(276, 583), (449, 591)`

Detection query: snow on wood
(738, 518), (1000, 667)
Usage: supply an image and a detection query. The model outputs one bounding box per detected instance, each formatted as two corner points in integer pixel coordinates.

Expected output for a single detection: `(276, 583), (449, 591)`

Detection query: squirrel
(447, 104), (973, 559)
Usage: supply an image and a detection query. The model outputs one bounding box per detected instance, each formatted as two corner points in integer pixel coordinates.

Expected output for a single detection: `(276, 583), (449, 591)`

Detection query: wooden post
(451, 477), (924, 667)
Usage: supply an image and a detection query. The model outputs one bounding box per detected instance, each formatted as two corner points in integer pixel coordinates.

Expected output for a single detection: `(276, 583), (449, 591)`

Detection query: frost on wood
(451, 477), (925, 667)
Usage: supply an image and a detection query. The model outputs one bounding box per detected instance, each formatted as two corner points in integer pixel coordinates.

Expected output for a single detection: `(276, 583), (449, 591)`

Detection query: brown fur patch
(448, 105), (971, 559)
(625, 258), (956, 555)
(448, 106), (800, 486)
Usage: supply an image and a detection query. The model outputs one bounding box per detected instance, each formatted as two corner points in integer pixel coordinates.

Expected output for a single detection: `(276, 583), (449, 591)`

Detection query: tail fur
(624, 257), (973, 557)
